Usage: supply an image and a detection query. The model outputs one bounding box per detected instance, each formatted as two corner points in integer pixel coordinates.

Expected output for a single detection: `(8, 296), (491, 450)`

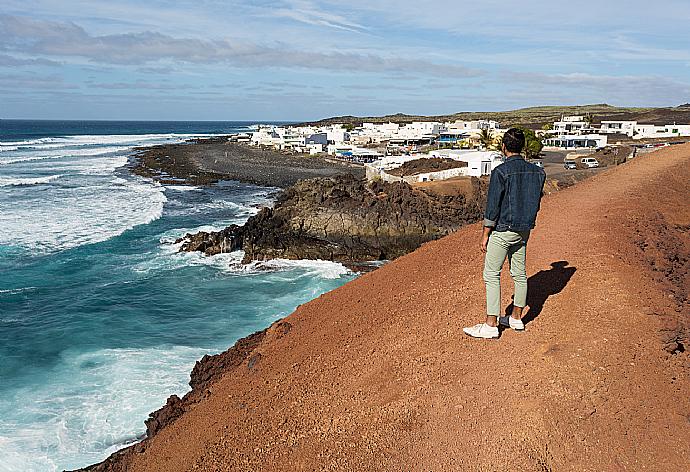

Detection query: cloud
(0, 14), (481, 78)
(86, 80), (195, 90)
(0, 54), (59, 67)
(509, 72), (690, 105)
(340, 83), (418, 91)
(0, 73), (78, 89)
(135, 65), (174, 74)
(271, 0), (368, 32)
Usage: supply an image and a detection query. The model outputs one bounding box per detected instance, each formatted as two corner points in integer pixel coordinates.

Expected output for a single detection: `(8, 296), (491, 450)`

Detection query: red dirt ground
(95, 144), (690, 471)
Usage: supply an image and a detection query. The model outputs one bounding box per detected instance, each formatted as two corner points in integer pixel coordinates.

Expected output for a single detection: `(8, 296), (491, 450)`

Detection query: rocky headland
(175, 174), (488, 264)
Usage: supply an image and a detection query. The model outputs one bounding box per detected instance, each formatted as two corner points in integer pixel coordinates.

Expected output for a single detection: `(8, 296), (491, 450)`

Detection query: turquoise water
(0, 122), (355, 471)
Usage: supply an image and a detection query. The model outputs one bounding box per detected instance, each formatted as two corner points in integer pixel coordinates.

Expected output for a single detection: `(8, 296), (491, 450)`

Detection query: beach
(132, 139), (365, 188)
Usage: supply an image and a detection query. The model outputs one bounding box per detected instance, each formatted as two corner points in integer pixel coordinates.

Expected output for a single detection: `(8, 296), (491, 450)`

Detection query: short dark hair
(502, 128), (525, 153)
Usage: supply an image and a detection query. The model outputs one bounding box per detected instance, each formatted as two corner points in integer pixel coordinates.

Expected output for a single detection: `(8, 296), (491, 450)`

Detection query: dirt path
(116, 145), (690, 471)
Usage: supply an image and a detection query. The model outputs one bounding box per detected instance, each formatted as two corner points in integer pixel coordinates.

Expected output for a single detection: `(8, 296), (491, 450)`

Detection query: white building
(599, 121), (638, 136)
(327, 143), (356, 156)
(600, 121), (690, 139)
(552, 116), (590, 134)
(366, 150), (502, 183)
(632, 123), (690, 140)
(388, 121), (443, 144)
(447, 120), (500, 132)
(365, 155), (424, 173)
(325, 125), (350, 144)
(429, 150), (503, 176)
(544, 134), (608, 149)
(251, 126), (281, 147)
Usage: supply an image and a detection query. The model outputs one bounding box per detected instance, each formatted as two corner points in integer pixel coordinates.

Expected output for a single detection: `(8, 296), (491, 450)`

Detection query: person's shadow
(505, 261), (577, 325)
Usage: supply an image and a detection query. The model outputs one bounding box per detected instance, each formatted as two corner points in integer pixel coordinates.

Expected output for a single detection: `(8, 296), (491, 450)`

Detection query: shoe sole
(463, 331), (499, 339)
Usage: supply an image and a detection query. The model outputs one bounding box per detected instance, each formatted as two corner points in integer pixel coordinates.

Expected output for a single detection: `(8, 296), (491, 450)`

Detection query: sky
(1, 0), (690, 121)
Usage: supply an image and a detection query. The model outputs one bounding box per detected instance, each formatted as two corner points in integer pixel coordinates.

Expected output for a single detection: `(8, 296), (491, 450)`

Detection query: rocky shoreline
(131, 137), (364, 188)
(129, 136), (492, 267)
(175, 174), (488, 264)
(80, 137), (646, 472)
(80, 144), (690, 471)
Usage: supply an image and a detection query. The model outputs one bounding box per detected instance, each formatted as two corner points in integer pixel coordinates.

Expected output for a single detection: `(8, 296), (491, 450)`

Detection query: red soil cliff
(88, 144), (690, 471)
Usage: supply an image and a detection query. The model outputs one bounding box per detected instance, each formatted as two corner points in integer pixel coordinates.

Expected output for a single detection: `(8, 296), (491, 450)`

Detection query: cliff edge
(84, 144), (690, 471)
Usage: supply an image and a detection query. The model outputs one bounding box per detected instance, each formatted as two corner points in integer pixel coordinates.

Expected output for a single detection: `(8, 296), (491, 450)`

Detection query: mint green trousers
(483, 230), (530, 316)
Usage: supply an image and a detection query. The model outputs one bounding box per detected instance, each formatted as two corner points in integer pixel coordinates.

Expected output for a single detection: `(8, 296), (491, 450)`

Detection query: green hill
(299, 104), (690, 129)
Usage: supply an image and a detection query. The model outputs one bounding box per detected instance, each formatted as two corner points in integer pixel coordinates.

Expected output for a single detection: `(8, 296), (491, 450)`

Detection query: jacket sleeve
(536, 169), (546, 214)
(484, 168), (504, 227)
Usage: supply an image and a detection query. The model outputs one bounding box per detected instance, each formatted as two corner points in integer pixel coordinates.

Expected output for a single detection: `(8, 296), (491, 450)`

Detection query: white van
(581, 157), (599, 168)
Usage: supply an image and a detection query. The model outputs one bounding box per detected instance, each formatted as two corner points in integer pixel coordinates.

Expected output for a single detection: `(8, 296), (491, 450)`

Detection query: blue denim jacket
(483, 156), (546, 232)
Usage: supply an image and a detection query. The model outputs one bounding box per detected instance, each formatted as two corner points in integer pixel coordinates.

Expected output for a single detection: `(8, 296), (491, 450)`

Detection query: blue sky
(1, 0), (689, 120)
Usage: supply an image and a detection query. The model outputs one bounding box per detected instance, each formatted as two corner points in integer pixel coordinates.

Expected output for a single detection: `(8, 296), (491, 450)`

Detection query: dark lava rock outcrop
(387, 157), (467, 177)
(176, 175), (488, 263)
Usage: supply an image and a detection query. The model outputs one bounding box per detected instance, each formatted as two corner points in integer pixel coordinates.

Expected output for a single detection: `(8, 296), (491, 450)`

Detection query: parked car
(531, 159), (544, 168)
(564, 160), (577, 170)
(581, 157), (599, 168)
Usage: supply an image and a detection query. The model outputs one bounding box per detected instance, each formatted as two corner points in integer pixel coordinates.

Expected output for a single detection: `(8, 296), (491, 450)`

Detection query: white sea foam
(164, 185), (202, 192)
(158, 224), (234, 245)
(0, 146), (133, 166)
(162, 198), (263, 222)
(132, 249), (245, 274)
(135, 245), (351, 281)
(0, 345), (209, 471)
(0, 287), (36, 295)
(243, 258), (352, 279)
(0, 174), (61, 186)
(77, 155), (129, 175)
(0, 154), (66, 166)
(0, 175), (167, 252)
(0, 133), (211, 252)
(0, 133), (217, 150)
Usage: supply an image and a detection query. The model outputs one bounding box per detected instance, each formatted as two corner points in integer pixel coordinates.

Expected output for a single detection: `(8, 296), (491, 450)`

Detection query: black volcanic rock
(176, 175), (488, 263)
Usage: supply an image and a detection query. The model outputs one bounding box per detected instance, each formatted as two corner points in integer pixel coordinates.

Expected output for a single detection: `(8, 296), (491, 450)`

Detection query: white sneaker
(463, 323), (499, 339)
(499, 316), (525, 331)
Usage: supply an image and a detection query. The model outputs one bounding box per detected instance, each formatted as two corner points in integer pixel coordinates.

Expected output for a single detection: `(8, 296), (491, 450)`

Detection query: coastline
(130, 137), (365, 188)
(82, 144), (690, 471)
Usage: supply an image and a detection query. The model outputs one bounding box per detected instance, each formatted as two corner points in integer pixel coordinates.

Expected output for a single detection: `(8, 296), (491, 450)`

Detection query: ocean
(0, 120), (356, 471)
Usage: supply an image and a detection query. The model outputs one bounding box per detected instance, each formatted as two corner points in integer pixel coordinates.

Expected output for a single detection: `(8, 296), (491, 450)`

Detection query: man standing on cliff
(464, 128), (546, 339)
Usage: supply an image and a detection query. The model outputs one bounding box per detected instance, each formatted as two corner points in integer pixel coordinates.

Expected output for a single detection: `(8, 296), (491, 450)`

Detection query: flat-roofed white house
(599, 120), (690, 139)
(438, 129), (471, 145)
(600, 121), (637, 136)
(365, 150), (503, 183)
(430, 150), (503, 176)
(277, 129), (305, 150)
(553, 116), (589, 134)
(447, 120), (500, 132)
(251, 127), (281, 147)
(544, 134), (608, 149)
(388, 122), (442, 145)
(325, 126), (350, 144)
(327, 143), (356, 156)
(632, 124), (690, 139)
